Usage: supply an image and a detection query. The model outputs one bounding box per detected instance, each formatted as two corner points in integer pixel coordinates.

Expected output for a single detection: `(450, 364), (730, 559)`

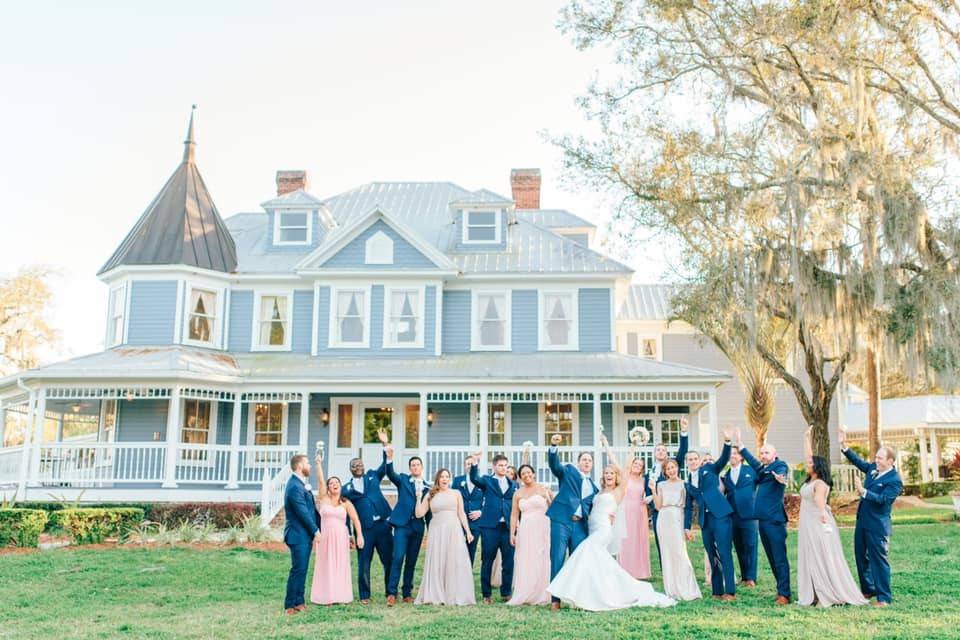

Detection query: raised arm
(468, 453), (490, 490)
(674, 416), (690, 463)
(373, 449), (389, 480)
(547, 433), (566, 481)
(344, 500), (365, 549)
(708, 426), (734, 472)
(804, 425), (814, 466)
(839, 429), (871, 473)
(739, 445), (762, 472)
(315, 456), (328, 500)
(384, 445), (402, 487)
(600, 434), (621, 473)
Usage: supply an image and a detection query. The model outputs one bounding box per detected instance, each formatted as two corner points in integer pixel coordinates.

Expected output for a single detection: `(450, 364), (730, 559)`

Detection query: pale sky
(0, 0), (669, 364)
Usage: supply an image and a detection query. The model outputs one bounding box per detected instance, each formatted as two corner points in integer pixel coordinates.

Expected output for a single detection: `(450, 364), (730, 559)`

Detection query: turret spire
(182, 104), (197, 164)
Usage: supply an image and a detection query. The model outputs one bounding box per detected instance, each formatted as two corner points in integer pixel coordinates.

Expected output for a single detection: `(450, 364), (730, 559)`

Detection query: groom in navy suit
(469, 452), (517, 603)
(341, 448), (394, 604)
(840, 429), (903, 606)
(684, 427), (736, 600)
(722, 445), (759, 587)
(384, 447), (430, 606)
(282, 454), (320, 615)
(546, 433), (598, 611)
(738, 432), (792, 604)
(453, 457), (485, 564)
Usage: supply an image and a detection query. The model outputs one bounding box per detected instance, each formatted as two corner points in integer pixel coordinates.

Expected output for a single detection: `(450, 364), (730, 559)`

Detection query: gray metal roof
(10, 347), (729, 384)
(260, 188), (327, 209)
(99, 110), (238, 275)
(224, 182), (631, 276)
(618, 284), (676, 320)
(516, 209), (596, 229)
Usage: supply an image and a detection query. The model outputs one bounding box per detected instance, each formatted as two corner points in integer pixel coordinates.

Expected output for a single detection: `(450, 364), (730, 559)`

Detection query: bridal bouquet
(629, 426), (650, 446)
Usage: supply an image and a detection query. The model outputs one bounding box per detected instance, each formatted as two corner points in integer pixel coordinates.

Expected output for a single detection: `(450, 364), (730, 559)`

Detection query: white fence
(261, 464), (293, 528)
(239, 446), (302, 484)
(0, 446), (24, 486)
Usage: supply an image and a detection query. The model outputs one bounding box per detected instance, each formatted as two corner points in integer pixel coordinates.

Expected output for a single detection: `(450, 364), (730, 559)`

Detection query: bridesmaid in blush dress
(507, 460), (553, 605)
(414, 468), (477, 606)
(310, 457), (364, 605)
(618, 452), (653, 579)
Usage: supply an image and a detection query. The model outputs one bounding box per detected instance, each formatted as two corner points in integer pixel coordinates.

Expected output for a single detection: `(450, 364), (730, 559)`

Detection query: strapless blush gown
(310, 503), (353, 605)
(507, 494), (551, 605)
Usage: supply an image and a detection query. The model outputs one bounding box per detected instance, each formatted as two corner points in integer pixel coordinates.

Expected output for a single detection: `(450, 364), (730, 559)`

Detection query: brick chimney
(510, 168), (541, 209)
(276, 170), (309, 196)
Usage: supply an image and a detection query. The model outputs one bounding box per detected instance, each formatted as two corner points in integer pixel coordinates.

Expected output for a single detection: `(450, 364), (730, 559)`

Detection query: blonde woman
(547, 435), (675, 611)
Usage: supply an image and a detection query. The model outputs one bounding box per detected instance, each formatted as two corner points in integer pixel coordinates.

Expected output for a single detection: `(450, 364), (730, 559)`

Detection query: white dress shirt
(729, 463), (741, 486)
(573, 475), (592, 518)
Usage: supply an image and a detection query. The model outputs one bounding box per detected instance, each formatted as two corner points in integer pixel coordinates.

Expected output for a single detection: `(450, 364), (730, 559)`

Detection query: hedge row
(902, 481), (959, 498)
(150, 502), (255, 528)
(48, 508), (144, 544)
(0, 509), (49, 548)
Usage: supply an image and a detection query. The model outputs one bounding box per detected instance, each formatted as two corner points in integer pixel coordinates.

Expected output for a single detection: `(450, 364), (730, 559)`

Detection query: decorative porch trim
(601, 390), (709, 403)
(181, 388), (237, 402)
(45, 387), (172, 401)
(488, 391), (594, 403)
(241, 391), (304, 403)
(426, 392), (481, 403)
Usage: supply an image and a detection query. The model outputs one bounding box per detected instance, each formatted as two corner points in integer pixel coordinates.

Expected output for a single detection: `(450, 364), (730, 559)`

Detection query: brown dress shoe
(775, 596), (790, 605)
(872, 601), (890, 607)
(284, 608), (298, 615)
(712, 595), (723, 600)
(402, 597), (414, 604)
(551, 602), (561, 611)
(359, 599), (371, 605)
(720, 594), (736, 602)
(742, 580), (756, 587)
(386, 595), (396, 606)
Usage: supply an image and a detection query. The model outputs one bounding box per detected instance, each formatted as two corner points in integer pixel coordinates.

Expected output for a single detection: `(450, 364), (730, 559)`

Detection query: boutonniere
(303, 483), (312, 492)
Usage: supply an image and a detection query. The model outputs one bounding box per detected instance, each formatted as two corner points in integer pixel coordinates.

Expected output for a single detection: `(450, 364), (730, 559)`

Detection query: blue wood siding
(578, 288), (612, 352)
(265, 210), (324, 250)
(441, 290), (470, 353)
(511, 404), (539, 445)
(228, 290), (254, 351)
(511, 289), (537, 353)
(291, 290), (314, 354)
(126, 281), (177, 345)
(323, 220), (437, 269)
(315, 284), (436, 356)
(306, 393), (332, 475)
(427, 403), (470, 446)
(454, 210), (508, 252)
(116, 399), (167, 442)
(215, 403), (232, 446)
(578, 402), (594, 446)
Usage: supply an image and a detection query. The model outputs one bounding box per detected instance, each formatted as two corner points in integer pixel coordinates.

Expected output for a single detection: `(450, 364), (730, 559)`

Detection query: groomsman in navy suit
(738, 432), (792, 604)
(384, 446), (430, 606)
(469, 452), (518, 603)
(546, 433), (599, 611)
(282, 454), (320, 615)
(453, 457), (485, 565)
(722, 444), (759, 587)
(649, 417), (689, 560)
(840, 428), (903, 606)
(684, 426), (736, 600)
(341, 446), (394, 604)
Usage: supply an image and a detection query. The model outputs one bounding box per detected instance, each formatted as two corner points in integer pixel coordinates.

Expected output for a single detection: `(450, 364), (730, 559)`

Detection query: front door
(359, 403), (398, 472)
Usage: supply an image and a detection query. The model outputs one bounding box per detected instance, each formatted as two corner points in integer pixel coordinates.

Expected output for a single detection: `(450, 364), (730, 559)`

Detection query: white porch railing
(238, 446), (302, 484)
(0, 446), (24, 486)
(175, 444), (232, 484)
(261, 464), (293, 528)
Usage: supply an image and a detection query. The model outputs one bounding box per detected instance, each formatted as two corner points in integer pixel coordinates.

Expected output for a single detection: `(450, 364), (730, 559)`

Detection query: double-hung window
(462, 210), (501, 244)
(539, 290), (578, 350)
(274, 211), (311, 245)
(543, 402), (578, 450)
(331, 287), (370, 348)
(106, 284), (126, 347)
(184, 286), (219, 347)
(254, 293), (292, 350)
(181, 399), (215, 463)
(472, 291), (510, 350)
(384, 287), (423, 348)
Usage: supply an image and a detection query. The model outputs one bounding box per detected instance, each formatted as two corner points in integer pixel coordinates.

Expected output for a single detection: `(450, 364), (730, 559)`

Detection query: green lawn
(923, 495), (957, 506)
(2, 524), (959, 640)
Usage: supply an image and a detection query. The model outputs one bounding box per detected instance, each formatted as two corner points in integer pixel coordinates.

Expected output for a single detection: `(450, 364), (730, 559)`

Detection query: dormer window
(274, 211), (312, 245)
(462, 210), (502, 244)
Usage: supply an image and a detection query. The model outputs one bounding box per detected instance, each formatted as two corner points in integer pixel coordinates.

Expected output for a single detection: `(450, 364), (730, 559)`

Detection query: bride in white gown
(548, 436), (676, 611)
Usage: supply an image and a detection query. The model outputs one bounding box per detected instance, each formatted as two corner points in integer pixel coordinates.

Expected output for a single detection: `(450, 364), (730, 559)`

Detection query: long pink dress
(310, 503), (353, 605)
(507, 494), (551, 605)
(618, 478), (652, 579)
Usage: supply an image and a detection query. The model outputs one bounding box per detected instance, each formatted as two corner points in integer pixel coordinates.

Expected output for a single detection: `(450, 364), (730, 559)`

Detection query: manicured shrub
(150, 502), (255, 529)
(902, 481), (958, 498)
(48, 508), (144, 544)
(17, 502), (156, 528)
(0, 509), (48, 548)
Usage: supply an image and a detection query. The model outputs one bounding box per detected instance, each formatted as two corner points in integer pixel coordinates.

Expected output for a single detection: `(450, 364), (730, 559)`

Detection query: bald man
(738, 431), (791, 605)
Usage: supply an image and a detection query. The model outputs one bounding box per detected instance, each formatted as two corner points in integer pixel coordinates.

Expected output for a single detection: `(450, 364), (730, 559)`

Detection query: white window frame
(251, 291), (294, 351)
(179, 399), (218, 467)
(461, 209), (502, 245)
(382, 285), (426, 348)
(471, 289), (512, 351)
(273, 209), (313, 246)
(329, 285), (372, 348)
(246, 402), (289, 447)
(98, 399), (118, 444)
(538, 402), (580, 447)
(364, 230), (395, 265)
(106, 283), (127, 347)
(469, 402), (512, 449)
(538, 289), (579, 351)
(182, 283), (224, 349)
(623, 331), (662, 361)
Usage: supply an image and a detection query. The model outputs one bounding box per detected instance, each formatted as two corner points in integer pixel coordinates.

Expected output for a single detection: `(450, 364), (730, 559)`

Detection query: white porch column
(930, 429), (941, 482)
(917, 428), (930, 483)
(592, 392), (602, 483)
(162, 386), (182, 488)
(16, 391), (35, 496)
(418, 392), (428, 453)
(225, 394), (242, 489)
(27, 388), (47, 487)
(479, 391), (489, 467)
(299, 391), (310, 454)
(707, 387), (719, 456)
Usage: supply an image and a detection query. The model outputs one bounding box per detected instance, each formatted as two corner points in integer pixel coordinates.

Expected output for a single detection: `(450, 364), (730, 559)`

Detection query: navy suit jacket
(740, 447), (789, 523)
(650, 432), (689, 512)
(545, 447), (598, 524)
(722, 463), (758, 520)
(385, 461), (431, 530)
(468, 463), (517, 528)
(341, 452), (393, 530)
(843, 448), (903, 536)
(452, 473), (485, 528)
(283, 474), (319, 545)
(684, 443), (733, 529)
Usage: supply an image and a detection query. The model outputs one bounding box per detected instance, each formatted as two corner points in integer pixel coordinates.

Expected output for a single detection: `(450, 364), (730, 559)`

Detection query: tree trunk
(866, 347), (881, 456)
